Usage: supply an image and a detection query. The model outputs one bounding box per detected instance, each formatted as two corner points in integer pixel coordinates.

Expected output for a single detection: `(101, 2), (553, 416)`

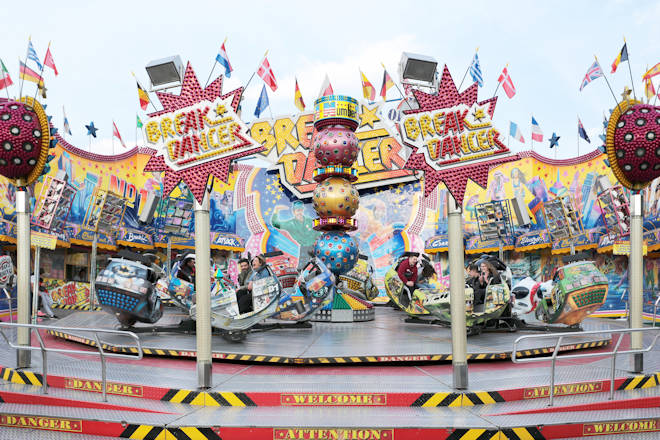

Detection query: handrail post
(653, 296), (659, 328)
(549, 336), (562, 407)
(33, 328), (48, 394)
(92, 332), (107, 402)
(610, 332), (624, 400)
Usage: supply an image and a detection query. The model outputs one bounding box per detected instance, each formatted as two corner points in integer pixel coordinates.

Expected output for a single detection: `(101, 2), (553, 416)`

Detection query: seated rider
(236, 258), (253, 314)
(466, 262), (486, 305)
(397, 252), (419, 306)
(177, 255), (196, 284)
(417, 254), (436, 290)
(239, 255), (271, 314)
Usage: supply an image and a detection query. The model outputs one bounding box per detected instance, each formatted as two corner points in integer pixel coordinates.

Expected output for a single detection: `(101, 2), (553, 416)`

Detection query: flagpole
(32, 41), (49, 103)
(383, 62), (414, 112)
(577, 115), (580, 157)
(458, 47), (478, 90)
(204, 37), (226, 88)
(493, 62), (507, 98)
(135, 113), (138, 148)
(18, 37), (32, 99)
(596, 56), (624, 115)
(132, 72), (159, 113)
(112, 122), (115, 156)
(240, 50), (268, 104)
(1, 58), (10, 100)
(623, 37), (637, 100)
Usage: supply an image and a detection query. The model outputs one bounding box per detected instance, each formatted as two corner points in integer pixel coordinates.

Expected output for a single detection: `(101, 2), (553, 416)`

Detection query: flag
(497, 66), (516, 98)
(294, 78), (305, 112)
(27, 39), (43, 70)
(254, 85), (269, 117)
(509, 121), (524, 143)
(136, 114), (143, 129)
(318, 74), (333, 97)
(257, 56), (277, 92)
(380, 67), (395, 100)
(112, 120), (127, 148)
(135, 79), (150, 110)
(62, 106), (72, 135)
(360, 70), (376, 101)
(579, 60), (604, 91)
(0, 59), (13, 90)
(531, 116), (543, 142)
(469, 52), (483, 87)
(43, 46), (58, 76)
(610, 43), (628, 74)
(643, 63), (660, 80)
(215, 40), (232, 78)
(578, 117), (590, 143)
(644, 78), (656, 101)
(19, 61), (44, 86)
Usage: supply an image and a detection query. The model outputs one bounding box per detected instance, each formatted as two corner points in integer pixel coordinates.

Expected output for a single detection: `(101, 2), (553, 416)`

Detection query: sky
(2, 0), (659, 160)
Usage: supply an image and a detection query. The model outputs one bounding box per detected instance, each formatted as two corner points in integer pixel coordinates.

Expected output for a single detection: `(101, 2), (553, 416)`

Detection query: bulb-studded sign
(143, 62), (262, 202)
(398, 65), (519, 205)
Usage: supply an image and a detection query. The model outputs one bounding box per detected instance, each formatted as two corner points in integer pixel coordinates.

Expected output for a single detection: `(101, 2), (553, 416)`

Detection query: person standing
(397, 252), (419, 306)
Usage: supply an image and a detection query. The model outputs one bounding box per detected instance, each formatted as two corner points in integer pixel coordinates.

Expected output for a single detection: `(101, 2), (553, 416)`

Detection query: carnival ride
(336, 255), (379, 301)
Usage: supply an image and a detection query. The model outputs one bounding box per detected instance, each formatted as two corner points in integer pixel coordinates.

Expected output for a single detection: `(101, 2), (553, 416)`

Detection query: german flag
(19, 60), (44, 87)
(380, 66), (395, 100)
(294, 77), (305, 112)
(135, 78), (150, 110)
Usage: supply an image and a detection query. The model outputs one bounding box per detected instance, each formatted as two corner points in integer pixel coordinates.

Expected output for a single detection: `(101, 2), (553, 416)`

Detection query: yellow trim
(210, 244), (245, 252)
(19, 96), (51, 186)
(551, 243), (597, 255)
(116, 240), (154, 250)
(515, 242), (551, 252)
(465, 245), (514, 255)
(424, 247), (448, 254)
(0, 234), (16, 244)
(606, 98), (644, 190)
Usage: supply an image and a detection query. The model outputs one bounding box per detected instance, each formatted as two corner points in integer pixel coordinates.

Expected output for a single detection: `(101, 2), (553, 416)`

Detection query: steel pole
(16, 189), (31, 367)
(629, 192), (643, 372)
(448, 193), (468, 389)
(166, 236), (172, 279)
(195, 191), (212, 388)
(89, 234), (98, 309)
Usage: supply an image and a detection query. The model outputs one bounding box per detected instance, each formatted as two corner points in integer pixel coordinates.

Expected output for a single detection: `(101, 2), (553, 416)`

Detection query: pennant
(610, 43), (628, 74)
(0, 59), (13, 90)
(469, 52), (483, 87)
(254, 84), (269, 117)
(257, 55), (277, 92)
(642, 62), (660, 80)
(360, 70), (376, 101)
(294, 78), (305, 112)
(644, 77), (656, 101)
(509, 121), (524, 143)
(63, 106), (72, 135)
(497, 66), (516, 98)
(135, 79), (150, 110)
(43, 46), (58, 76)
(380, 67), (394, 100)
(578, 117), (590, 143)
(19, 61), (44, 87)
(27, 39), (43, 70)
(215, 39), (232, 78)
(579, 60), (603, 91)
(531, 116), (543, 142)
(136, 114), (143, 129)
(112, 120), (127, 148)
(318, 74), (333, 98)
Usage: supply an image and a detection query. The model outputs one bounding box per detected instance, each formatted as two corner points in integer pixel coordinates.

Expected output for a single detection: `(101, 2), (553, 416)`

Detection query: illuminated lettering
(160, 117), (176, 140)
(145, 121), (161, 143)
(476, 129), (490, 150)
(432, 112), (445, 134)
(362, 139), (384, 172)
(274, 118), (299, 155)
(419, 114), (435, 139)
(296, 114), (314, 149)
(250, 121), (276, 155)
(404, 117), (420, 140)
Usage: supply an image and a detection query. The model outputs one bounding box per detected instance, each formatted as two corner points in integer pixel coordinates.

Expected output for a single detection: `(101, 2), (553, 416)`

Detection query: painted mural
(0, 103), (658, 319)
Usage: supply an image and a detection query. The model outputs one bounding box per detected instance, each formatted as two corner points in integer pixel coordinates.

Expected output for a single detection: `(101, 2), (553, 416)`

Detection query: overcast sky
(2, 0), (659, 159)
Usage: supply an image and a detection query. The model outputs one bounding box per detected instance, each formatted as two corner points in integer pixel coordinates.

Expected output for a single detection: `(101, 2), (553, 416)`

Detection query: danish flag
(497, 66), (516, 98)
(257, 56), (277, 92)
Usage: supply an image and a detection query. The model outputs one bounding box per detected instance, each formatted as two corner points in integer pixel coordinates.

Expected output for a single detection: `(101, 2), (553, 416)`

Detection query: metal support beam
(16, 190), (31, 367)
(448, 193), (468, 389)
(629, 192), (643, 372)
(195, 191), (212, 388)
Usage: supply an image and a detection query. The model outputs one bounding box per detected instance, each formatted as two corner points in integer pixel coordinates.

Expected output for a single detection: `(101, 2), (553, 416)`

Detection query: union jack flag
(579, 60), (603, 91)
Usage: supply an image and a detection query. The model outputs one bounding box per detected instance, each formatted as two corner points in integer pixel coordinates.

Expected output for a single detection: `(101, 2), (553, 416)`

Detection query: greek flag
(27, 39), (43, 70)
(469, 53), (483, 87)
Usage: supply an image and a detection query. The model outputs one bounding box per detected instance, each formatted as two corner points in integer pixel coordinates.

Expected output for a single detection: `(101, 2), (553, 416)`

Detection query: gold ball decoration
(312, 176), (360, 218)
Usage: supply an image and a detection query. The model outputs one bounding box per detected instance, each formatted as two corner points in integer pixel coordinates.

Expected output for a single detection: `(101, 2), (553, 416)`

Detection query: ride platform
(48, 307), (611, 365)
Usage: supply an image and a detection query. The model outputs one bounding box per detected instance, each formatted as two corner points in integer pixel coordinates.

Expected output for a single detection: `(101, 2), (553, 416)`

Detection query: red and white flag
(318, 74), (333, 98)
(43, 46), (58, 76)
(112, 121), (126, 148)
(497, 66), (516, 98)
(257, 56), (277, 92)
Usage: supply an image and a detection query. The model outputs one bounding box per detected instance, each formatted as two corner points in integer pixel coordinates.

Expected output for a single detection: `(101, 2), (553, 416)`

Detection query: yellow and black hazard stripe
(206, 391), (256, 406)
(142, 348), (187, 357)
(445, 428), (503, 440)
(514, 339), (609, 359)
(461, 391), (505, 406)
(411, 392), (463, 407)
(0, 366), (42, 386)
(618, 372), (660, 390)
(467, 353), (508, 361)
(500, 427), (545, 439)
(52, 304), (101, 311)
(160, 389), (206, 405)
(120, 425), (222, 439)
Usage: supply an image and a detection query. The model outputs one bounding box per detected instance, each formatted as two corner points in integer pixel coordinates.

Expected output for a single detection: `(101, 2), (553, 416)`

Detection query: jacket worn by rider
(397, 259), (418, 284)
(238, 268), (253, 287)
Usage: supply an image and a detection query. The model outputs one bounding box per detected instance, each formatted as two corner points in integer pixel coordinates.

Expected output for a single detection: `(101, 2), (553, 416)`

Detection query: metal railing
(0, 322), (142, 401)
(654, 296), (660, 328)
(512, 328), (660, 406)
(0, 289), (14, 323)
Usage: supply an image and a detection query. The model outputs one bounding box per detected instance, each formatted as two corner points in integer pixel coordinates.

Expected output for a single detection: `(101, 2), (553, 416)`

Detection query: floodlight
(145, 55), (184, 91)
(399, 52), (438, 87)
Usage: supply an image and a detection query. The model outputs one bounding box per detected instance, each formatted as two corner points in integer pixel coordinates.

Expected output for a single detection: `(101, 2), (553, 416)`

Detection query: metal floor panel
(49, 308), (612, 359)
(0, 427), (112, 439)
(482, 407), (660, 427)
(560, 435), (660, 440)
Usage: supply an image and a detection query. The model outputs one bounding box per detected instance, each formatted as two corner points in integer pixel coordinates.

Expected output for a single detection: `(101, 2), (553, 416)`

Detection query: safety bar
(0, 322), (142, 401)
(0, 289), (14, 323)
(512, 327), (660, 406)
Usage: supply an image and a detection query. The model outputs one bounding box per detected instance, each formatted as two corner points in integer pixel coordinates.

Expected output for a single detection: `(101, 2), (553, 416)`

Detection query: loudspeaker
(139, 192), (160, 224)
(510, 195), (531, 226)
